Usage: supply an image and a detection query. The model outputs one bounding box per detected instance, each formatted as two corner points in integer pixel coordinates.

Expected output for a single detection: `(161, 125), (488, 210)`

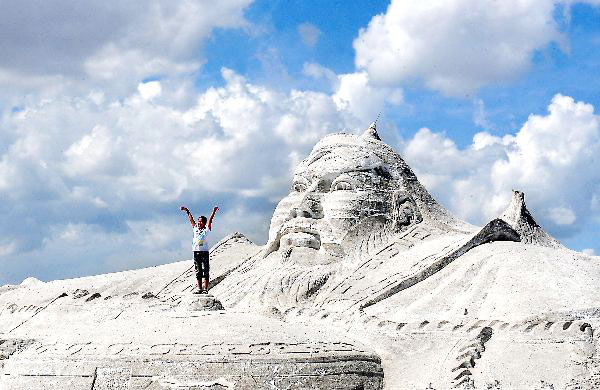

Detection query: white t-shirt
(192, 226), (209, 252)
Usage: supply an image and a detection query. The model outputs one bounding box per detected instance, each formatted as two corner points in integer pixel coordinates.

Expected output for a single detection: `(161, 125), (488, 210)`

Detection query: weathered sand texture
(1, 233), (384, 389)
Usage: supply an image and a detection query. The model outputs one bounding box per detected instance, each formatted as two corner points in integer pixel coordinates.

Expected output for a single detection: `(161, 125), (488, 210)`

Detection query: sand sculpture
(1, 124), (600, 389)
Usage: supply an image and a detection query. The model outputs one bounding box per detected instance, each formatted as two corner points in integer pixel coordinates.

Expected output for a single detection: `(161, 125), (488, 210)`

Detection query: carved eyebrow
(307, 145), (367, 166)
(330, 172), (359, 186)
(336, 167), (384, 176)
(306, 149), (332, 165)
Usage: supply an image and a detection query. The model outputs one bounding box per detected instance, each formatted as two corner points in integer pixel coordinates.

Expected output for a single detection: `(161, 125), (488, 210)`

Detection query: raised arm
(207, 206), (218, 230)
(180, 206), (196, 227)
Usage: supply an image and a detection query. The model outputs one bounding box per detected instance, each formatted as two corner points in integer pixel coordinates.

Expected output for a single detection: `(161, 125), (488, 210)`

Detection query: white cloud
(582, 248), (596, 256)
(298, 23), (321, 47)
(56, 223), (93, 242)
(63, 125), (131, 177)
(138, 81), (163, 100)
(547, 206), (577, 225)
(0, 1), (253, 97)
(303, 63), (339, 88)
(471, 132), (509, 151)
(127, 219), (183, 251)
(400, 94), (600, 237)
(353, 0), (563, 95)
(473, 99), (495, 131)
(333, 72), (403, 124)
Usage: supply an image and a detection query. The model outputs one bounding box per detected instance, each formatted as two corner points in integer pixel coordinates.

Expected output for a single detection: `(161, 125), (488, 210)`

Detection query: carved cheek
(364, 192), (391, 217)
(268, 194), (301, 237)
(321, 192), (369, 238)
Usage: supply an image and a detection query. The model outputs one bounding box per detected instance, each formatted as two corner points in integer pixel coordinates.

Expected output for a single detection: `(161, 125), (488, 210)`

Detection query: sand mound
(19, 277), (43, 287)
(365, 241), (597, 321)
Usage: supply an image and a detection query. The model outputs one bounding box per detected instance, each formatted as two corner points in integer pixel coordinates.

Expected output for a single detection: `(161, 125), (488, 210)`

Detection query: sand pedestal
(187, 294), (224, 311)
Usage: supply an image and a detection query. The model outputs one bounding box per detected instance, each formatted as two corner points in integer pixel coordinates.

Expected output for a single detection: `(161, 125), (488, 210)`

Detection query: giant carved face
(265, 131), (422, 262)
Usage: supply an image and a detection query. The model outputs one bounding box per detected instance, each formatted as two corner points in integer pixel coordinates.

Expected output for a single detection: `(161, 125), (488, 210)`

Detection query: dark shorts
(193, 251), (210, 281)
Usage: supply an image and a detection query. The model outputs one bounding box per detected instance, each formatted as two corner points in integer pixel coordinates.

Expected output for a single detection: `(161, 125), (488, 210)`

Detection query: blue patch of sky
(141, 76), (162, 83)
(198, 0), (389, 91)
(563, 219), (600, 253)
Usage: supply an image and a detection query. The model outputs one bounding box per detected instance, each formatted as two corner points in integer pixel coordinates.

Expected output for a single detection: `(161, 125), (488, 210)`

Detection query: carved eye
(331, 181), (354, 191)
(292, 182), (307, 192)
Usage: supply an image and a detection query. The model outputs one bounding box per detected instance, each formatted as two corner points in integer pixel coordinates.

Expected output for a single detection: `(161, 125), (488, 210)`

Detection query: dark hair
(200, 215), (207, 224)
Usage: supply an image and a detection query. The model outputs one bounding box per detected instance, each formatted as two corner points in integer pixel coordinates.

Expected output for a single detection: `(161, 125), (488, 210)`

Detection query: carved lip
(278, 220), (323, 250)
(280, 221), (321, 239)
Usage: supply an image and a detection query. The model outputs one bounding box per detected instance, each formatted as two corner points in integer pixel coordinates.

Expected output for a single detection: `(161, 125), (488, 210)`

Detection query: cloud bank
(3, 81), (597, 284)
(0, 0), (253, 99)
(353, 0), (563, 96)
(400, 94), (600, 236)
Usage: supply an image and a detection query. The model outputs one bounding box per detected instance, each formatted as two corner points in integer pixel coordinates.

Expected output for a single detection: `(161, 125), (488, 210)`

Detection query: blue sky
(1, 0), (599, 285)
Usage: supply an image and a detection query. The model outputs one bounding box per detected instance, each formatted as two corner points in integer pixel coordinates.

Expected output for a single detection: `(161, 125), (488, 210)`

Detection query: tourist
(180, 205), (219, 294)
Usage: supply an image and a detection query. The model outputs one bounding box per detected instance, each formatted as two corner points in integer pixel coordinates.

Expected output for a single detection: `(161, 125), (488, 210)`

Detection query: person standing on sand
(180, 205), (219, 294)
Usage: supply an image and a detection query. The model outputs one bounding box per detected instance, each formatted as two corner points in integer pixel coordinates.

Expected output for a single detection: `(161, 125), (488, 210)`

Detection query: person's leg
(193, 251), (202, 292)
(202, 251), (210, 292)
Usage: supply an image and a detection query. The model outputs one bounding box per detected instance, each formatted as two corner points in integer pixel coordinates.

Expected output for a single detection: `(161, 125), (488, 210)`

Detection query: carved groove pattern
(23, 341), (368, 358)
(450, 327), (493, 388)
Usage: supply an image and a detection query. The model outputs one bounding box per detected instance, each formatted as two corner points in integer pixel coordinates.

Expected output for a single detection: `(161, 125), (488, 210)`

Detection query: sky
(1, 0), (599, 285)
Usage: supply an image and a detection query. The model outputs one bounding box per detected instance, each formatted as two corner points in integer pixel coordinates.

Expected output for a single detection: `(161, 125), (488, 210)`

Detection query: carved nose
(289, 194), (323, 219)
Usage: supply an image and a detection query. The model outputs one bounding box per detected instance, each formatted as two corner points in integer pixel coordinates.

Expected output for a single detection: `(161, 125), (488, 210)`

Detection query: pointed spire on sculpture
(361, 121), (381, 141)
(499, 190), (563, 248)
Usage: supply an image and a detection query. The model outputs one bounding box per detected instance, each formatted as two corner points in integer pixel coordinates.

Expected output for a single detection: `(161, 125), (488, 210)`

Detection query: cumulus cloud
(303, 63), (339, 88)
(353, 0), (563, 95)
(137, 81), (163, 101)
(63, 125), (131, 177)
(0, 0), (253, 97)
(548, 206), (577, 225)
(400, 94), (600, 237)
(333, 72), (403, 123)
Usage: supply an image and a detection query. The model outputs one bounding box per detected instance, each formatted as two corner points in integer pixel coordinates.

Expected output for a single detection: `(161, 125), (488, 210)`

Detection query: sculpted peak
(361, 122), (381, 141)
(500, 190), (563, 248)
(213, 125), (475, 309)
(265, 125), (472, 255)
